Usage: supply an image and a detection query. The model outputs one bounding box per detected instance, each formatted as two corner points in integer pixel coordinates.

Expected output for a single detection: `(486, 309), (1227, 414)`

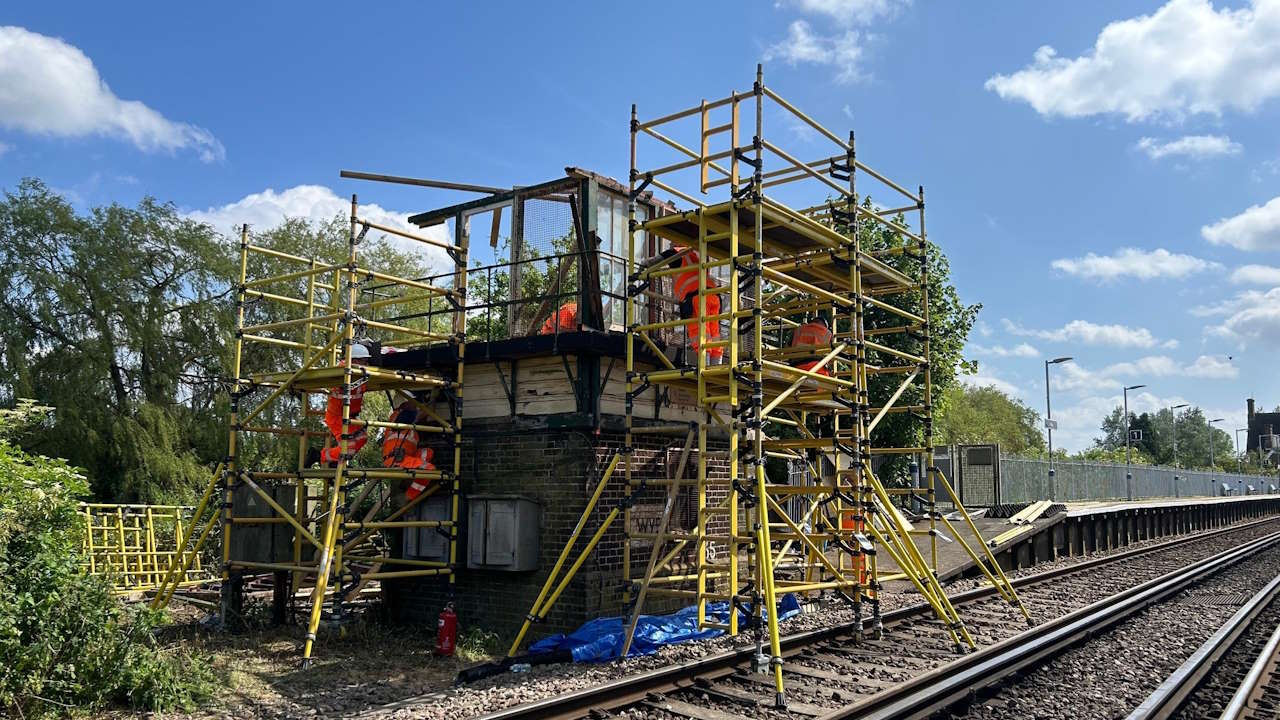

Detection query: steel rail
(822, 531), (1280, 720)
(1221, 617), (1280, 719)
(1126, 574), (1280, 719)
(459, 516), (1280, 720)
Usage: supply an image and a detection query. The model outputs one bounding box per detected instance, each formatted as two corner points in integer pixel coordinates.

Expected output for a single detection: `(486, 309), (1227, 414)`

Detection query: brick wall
(383, 414), (731, 646)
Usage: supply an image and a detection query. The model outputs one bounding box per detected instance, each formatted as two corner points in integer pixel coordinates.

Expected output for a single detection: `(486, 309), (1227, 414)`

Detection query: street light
(1044, 356), (1072, 500)
(1209, 417), (1225, 470)
(1170, 403), (1189, 498)
(1124, 384), (1146, 501)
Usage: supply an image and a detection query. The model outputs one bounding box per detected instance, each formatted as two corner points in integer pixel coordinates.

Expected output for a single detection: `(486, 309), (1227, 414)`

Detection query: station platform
(875, 494), (1280, 587)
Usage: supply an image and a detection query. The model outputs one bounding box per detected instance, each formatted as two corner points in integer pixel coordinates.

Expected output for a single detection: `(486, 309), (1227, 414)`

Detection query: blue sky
(3, 1), (1280, 452)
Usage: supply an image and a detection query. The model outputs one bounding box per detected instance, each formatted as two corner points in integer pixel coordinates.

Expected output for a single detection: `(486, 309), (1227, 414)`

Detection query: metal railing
(1000, 457), (1280, 503)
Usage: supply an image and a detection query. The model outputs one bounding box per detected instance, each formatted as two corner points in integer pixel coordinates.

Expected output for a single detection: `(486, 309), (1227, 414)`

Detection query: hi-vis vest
(382, 403), (419, 465)
(672, 251), (716, 301)
(324, 379), (368, 440)
(792, 321), (833, 349)
(792, 321), (834, 375)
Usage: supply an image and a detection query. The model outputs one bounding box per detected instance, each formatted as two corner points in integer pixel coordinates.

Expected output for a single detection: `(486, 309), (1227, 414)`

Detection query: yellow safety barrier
(80, 503), (212, 593)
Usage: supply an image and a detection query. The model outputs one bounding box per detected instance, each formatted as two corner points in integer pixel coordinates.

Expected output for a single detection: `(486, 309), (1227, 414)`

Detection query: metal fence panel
(1000, 457), (1279, 503)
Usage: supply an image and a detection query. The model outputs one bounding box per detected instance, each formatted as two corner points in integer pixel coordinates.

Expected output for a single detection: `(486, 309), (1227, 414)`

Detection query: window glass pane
(634, 205), (648, 261)
(612, 197), (626, 258)
(597, 194), (613, 255)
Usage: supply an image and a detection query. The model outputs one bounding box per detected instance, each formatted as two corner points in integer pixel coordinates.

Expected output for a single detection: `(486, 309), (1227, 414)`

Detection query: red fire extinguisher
(435, 602), (457, 656)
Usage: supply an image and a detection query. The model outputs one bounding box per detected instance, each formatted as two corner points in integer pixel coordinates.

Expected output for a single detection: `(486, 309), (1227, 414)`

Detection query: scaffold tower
(613, 65), (1026, 707)
(151, 192), (469, 667)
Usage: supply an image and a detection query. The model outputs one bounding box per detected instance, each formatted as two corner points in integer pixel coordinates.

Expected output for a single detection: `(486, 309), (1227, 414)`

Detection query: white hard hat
(349, 343), (371, 360)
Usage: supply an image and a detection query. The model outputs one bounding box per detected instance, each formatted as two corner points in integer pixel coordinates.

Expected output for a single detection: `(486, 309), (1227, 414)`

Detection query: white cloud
(764, 21), (866, 84)
(1101, 354), (1238, 379)
(0, 140), (9, 157)
(1196, 286), (1280, 347)
(1050, 247), (1221, 282)
(186, 185), (451, 266)
(984, 0), (1280, 121)
(959, 372), (1020, 396)
(780, 0), (910, 25)
(1183, 355), (1238, 378)
(969, 342), (1039, 358)
(842, 104), (854, 120)
(1135, 134), (1242, 160)
(0, 26), (224, 162)
(1050, 362), (1122, 394)
(1230, 264), (1280, 285)
(1202, 195), (1280, 251)
(1003, 318), (1163, 348)
(1190, 288), (1266, 317)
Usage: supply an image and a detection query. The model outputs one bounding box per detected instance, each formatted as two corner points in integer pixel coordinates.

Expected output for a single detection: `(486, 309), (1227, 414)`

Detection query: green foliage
(1072, 445), (1155, 465)
(847, 197), (980, 474)
(0, 402), (216, 717)
(1093, 405), (1233, 470)
(0, 179), (440, 500)
(935, 384), (1045, 456)
(0, 179), (229, 503)
(456, 626), (502, 661)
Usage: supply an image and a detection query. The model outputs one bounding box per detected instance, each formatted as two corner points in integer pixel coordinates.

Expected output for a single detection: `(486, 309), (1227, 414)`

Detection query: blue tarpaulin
(527, 594), (802, 662)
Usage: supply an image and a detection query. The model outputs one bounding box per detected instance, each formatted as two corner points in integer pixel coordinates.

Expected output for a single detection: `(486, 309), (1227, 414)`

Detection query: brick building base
(384, 413), (730, 643)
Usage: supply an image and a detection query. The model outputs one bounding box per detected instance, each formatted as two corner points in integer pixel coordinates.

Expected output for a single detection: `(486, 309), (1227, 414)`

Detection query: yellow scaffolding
(151, 192), (469, 667)
(504, 65), (1026, 706)
(612, 67), (1028, 706)
(80, 503), (212, 593)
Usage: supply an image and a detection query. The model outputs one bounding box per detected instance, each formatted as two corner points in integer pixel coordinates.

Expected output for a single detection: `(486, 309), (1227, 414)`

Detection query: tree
(847, 197), (981, 470)
(1091, 405), (1232, 470)
(0, 179), (435, 502)
(935, 383), (1046, 456)
(0, 179), (229, 502)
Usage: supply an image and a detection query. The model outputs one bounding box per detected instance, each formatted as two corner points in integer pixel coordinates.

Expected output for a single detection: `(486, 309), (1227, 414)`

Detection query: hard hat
(349, 343), (371, 360)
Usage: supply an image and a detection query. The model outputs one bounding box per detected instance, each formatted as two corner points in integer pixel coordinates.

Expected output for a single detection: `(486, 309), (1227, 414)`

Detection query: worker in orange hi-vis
(403, 447), (437, 500)
(317, 342), (371, 465)
(791, 315), (834, 376)
(667, 249), (722, 364)
(381, 396), (438, 500)
(539, 301), (579, 335)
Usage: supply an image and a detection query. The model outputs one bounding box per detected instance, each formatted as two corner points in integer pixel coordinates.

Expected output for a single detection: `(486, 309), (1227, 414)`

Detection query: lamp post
(1170, 403), (1188, 498)
(1124, 384), (1146, 501)
(1044, 356), (1072, 500)
(1209, 417), (1225, 470)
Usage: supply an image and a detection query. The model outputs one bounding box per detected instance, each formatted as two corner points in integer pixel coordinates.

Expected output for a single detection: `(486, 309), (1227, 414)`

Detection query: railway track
(1125, 561), (1280, 720)
(472, 516), (1280, 720)
(838, 529), (1280, 719)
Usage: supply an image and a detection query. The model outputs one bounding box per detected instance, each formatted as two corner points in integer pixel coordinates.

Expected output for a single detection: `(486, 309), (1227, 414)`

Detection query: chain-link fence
(1000, 457), (1280, 503)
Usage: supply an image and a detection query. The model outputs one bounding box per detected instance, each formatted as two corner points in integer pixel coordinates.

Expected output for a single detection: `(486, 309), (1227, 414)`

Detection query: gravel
(369, 519), (1280, 720)
(947, 540), (1280, 719)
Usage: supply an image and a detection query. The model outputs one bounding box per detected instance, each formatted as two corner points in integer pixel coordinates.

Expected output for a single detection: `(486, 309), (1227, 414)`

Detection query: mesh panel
(1000, 457), (1278, 502)
(512, 189), (579, 337)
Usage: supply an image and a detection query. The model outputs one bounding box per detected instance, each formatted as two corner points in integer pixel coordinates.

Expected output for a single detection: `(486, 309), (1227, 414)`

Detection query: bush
(0, 401), (217, 717)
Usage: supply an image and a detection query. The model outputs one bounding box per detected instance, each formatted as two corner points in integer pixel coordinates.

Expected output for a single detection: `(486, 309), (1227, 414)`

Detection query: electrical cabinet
(404, 495), (453, 562)
(466, 495), (540, 571)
